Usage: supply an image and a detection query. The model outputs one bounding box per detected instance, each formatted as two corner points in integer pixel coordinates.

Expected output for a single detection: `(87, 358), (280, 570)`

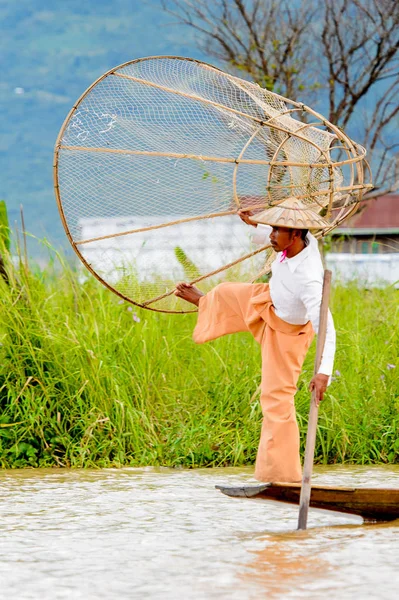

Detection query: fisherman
(175, 197), (336, 483)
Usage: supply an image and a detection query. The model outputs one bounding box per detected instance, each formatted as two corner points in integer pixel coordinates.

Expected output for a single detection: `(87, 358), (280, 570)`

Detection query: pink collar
(279, 241), (294, 262)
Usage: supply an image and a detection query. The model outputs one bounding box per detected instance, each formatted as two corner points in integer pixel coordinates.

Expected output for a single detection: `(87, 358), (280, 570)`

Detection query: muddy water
(1, 465), (399, 599)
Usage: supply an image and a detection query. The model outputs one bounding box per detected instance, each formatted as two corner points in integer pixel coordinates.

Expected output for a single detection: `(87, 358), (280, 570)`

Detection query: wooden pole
(60, 144), (367, 170)
(297, 269), (332, 530)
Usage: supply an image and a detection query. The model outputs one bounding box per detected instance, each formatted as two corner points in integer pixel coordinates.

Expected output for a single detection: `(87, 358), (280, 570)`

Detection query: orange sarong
(193, 282), (314, 483)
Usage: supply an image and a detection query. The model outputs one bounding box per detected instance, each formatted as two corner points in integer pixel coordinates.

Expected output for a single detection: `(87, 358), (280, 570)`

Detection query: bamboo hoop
(54, 55), (372, 313)
(232, 123), (271, 208)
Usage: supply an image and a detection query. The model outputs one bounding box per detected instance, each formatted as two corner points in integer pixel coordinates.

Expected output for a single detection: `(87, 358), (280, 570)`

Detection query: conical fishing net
(54, 56), (371, 312)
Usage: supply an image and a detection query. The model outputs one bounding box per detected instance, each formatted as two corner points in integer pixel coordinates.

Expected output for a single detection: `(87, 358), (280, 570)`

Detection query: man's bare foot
(174, 282), (204, 306)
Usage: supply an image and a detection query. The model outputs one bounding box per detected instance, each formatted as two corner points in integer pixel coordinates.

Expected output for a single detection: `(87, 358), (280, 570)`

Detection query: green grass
(0, 248), (398, 468)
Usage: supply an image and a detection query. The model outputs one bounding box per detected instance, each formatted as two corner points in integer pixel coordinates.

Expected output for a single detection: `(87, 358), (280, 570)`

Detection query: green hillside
(0, 0), (204, 251)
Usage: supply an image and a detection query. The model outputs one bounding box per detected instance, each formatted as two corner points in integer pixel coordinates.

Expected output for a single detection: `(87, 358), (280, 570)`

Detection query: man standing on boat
(175, 198), (336, 483)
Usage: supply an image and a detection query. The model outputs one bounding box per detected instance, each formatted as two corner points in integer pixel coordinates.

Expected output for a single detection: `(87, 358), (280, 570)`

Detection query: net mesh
(55, 56), (371, 312)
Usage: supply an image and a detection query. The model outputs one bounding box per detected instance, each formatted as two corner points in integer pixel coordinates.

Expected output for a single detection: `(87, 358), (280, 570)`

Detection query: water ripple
(0, 465), (399, 599)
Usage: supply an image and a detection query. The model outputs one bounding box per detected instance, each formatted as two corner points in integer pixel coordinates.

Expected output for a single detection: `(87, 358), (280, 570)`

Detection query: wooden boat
(216, 483), (399, 522)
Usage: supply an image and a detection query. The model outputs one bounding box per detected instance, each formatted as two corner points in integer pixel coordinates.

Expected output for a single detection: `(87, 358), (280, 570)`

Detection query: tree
(162, 0), (399, 197)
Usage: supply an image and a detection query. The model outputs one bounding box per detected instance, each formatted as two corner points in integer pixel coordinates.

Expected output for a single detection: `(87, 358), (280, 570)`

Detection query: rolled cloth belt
(248, 285), (313, 337)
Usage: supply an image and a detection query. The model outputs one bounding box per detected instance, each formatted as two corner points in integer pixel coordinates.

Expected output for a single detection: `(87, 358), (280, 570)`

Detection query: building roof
(336, 195), (399, 234)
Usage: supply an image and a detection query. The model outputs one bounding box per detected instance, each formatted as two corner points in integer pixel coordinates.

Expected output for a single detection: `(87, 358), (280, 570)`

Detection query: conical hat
(251, 197), (330, 230)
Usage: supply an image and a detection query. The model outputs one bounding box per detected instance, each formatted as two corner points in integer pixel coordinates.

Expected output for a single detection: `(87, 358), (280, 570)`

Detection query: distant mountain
(0, 0), (206, 253)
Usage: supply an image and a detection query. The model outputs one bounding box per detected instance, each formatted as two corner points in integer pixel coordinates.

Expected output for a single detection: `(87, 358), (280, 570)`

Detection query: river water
(1, 465), (399, 599)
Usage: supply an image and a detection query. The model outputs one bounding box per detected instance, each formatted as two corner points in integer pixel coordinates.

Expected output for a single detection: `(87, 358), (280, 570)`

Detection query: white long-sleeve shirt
(252, 225), (336, 376)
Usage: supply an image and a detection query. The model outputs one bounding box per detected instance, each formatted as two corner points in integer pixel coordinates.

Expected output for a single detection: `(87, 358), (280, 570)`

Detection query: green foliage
(0, 200), (10, 252)
(174, 246), (201, 280)
(0, 250), (398, 469)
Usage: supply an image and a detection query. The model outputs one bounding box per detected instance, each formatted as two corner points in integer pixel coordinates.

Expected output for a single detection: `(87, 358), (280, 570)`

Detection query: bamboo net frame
(53, 56), (372, 313)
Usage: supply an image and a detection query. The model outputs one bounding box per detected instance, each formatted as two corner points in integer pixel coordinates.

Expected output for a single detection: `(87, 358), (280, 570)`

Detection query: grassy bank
(0, 251), (398, 469)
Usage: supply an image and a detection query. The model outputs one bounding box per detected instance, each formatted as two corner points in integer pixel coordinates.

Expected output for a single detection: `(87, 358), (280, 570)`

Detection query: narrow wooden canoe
(216, 483), (399, 521)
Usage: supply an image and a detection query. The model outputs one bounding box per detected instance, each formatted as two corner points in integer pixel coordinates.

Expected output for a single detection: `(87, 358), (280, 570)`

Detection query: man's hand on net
(238, 209), (258, 227)
(309, 373), (329, 405)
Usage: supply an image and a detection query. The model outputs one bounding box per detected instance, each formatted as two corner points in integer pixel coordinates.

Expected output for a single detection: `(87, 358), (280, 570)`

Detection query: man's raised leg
(190, 282), (267, 344)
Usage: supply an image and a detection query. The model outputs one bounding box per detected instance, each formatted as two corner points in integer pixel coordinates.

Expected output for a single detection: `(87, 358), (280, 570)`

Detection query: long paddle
(297, 269), (332, 530)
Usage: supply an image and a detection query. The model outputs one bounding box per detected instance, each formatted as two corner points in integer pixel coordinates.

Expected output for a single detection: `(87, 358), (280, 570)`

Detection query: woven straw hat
(251, 197), (330, 230)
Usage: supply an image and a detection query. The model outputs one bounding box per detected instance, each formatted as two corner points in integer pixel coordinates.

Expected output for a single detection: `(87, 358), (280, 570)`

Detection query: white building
(77, 212), (399, 288)
(77, 214), (263, 284)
